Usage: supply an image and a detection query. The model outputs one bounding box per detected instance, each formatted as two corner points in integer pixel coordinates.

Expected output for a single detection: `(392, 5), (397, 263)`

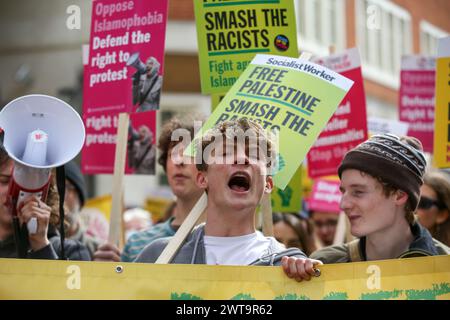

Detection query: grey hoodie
(135, 224), (307, 265)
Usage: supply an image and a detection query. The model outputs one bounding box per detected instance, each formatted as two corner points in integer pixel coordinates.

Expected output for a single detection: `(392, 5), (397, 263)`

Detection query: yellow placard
(433, 57), (450, 168)
(0, 256), (448, 300)
(84, 194), (112, 222)
(211, 93), (226, 111)
(144, 197), (172, 223)
(194, 0), (299, 94)
(271, 166), (302, 212)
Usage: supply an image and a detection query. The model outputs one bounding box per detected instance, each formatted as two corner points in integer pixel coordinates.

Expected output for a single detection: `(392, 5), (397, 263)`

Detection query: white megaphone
(126, 52), (148, 74)
(0, 94), (85, 239)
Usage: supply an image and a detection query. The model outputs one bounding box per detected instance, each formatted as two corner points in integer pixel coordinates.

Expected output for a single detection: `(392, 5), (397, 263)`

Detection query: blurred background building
(0, 0), (449, 209)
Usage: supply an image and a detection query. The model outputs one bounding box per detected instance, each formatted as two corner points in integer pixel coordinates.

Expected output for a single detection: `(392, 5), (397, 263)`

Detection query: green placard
(194, 0), (299, 94)
(188, 54), (353, 189)
(271, 166), (302, 212)
(211, 93), (226, 111)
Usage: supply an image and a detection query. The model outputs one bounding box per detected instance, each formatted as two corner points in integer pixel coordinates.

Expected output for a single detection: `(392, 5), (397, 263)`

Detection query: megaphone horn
(126, 52), (148, 74)
(0, 95), (85, 241)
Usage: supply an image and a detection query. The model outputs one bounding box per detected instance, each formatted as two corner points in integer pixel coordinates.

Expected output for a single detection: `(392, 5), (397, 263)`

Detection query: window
(295, 0), (346, 56)
(356, 0), (412, 89)
(420, 21), (448, 56)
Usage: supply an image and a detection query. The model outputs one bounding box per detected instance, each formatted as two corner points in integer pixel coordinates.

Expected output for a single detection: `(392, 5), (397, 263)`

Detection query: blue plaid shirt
(121, 217), (176, 262)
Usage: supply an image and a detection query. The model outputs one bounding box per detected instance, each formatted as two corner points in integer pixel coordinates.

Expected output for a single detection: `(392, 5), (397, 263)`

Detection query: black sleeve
(132, 72), (141, 105)
(64, 240), (92, 261)
(49, 237), (92, 261)
(27, 243), (59, 260)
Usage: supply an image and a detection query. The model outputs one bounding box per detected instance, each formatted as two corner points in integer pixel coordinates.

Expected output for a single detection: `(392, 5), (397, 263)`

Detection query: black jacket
(0, 225), (91, 261)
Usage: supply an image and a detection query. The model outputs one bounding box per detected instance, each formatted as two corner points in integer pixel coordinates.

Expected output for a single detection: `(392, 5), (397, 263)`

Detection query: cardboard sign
(308, 178), (341, 214)
(83, 110), (157, 174)
(399, 55), (436, 153)
(194, 0), (298, 94)
(434, 37), (450, 168)
(307, 48), (368, 178)
(189, 54), (353, 189)
(82, 0), (168, 174)
(211, 93), (226, 111)
(271, 166), (302, 212)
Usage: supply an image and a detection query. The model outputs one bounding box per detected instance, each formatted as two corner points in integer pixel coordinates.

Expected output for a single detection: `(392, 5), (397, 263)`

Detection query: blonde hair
(196, 118), (276, 172)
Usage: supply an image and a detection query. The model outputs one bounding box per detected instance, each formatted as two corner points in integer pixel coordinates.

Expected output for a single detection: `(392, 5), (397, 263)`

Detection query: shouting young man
(136, 119), (321, 281)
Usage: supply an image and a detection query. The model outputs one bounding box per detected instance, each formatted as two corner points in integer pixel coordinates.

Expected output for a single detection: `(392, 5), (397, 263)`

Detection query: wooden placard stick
(333, 211), (347, 245)
(108, 112), (129, 246)
(155, 192), (207, 264)
(261, 193), (273, 237)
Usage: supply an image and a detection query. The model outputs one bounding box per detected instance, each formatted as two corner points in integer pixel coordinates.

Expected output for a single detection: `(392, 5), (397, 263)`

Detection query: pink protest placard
(307, 48), (368, 178)
(82, 0), (168, 174)
(83, 111), (157, 174)
(308, 178), (341, 214)
(399, 56), (435, 153)
(127, 111), (157, 175)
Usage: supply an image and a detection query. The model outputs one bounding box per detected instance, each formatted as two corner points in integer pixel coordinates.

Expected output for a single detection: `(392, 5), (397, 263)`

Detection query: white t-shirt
(204, 231), (284, 265)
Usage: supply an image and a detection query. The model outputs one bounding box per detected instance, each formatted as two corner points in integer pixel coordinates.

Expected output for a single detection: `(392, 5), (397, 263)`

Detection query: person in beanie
(308, 134), (449, 266)
(65, 160), (102, 259)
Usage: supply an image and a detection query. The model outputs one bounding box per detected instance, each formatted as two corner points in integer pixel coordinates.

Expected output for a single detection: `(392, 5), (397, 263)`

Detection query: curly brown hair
(195, 118), (276, 172)
(46, 171), (63, 227)
(157, 116), (200, 172)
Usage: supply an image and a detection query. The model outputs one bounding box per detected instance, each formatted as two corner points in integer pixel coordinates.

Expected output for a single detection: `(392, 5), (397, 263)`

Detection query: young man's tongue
(228, 175), (250, 192)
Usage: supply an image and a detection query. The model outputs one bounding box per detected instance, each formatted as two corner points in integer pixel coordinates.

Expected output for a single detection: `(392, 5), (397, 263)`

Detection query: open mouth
(348, 215), (361, 223)
(228, 172), (251, 192)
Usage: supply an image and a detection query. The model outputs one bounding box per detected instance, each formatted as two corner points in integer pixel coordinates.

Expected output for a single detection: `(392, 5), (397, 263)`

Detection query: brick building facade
(164, 0), (450, 116)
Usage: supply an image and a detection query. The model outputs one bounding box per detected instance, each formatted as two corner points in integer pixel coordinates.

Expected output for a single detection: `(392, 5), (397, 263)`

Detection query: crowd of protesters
(1, 115), (449, 283)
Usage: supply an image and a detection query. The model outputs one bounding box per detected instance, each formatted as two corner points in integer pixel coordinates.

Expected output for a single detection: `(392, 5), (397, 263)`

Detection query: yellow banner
(433, 57), (450, 168)
(0, 256), (449, 300)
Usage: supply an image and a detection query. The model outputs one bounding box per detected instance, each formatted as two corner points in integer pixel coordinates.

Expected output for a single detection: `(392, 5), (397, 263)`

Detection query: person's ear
(264, 176), (274, 194)
(436, 209), (449, 225)
(196, 171), (208, 190)
(394, 190), (409, 206)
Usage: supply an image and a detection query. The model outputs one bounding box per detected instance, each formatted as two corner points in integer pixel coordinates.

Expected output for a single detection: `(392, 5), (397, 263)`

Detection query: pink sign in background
(399, 56), (435, 153)
(307, 48), (368, 178)
(82, 0), (168, 174)
(83, 111), (156, 174)
(308, 178), (341, 214)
